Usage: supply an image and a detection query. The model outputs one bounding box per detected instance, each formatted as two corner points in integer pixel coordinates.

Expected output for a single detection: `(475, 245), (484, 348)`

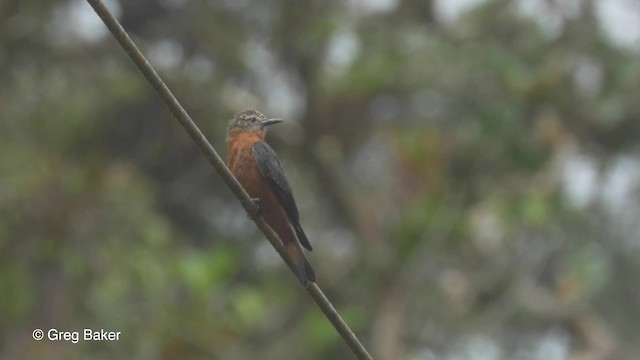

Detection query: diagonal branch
(85, 1), (373, 359)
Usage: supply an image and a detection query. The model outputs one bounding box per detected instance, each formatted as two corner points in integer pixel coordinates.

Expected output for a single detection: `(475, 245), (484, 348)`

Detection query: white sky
(62, 0), (640, 52)
(435, 0), (640, 50)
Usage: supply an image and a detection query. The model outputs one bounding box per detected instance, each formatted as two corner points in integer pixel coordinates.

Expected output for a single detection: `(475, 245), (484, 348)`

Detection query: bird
(226, 110), (315, 287)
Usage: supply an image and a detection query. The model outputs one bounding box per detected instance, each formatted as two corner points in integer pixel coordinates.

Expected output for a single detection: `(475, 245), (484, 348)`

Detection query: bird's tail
(285, 241), (315, 287)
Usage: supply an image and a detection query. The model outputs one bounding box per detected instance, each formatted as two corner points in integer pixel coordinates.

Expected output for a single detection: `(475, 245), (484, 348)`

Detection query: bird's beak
(262, 118), (283, 127)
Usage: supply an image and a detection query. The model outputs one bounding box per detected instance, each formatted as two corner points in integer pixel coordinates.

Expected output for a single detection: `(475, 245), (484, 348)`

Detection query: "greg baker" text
(47, 329), (121, 343)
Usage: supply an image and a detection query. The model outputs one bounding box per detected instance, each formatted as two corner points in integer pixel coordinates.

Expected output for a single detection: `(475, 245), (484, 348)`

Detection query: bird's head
(226, 110), (282, 136)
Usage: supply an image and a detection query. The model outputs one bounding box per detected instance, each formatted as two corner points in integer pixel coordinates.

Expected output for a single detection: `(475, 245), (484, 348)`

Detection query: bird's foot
(248, 198), (262, 219)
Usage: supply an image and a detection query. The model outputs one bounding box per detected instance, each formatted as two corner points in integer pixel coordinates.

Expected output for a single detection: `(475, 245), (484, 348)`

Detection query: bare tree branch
(85, 1), (373, 359)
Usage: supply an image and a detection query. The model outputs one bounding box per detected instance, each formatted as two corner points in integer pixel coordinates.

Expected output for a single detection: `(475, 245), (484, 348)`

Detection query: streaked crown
(227, 110), (267, 133)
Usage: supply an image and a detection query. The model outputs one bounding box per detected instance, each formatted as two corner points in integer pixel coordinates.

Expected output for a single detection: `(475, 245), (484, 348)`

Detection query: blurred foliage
(2, 0), (640, 359)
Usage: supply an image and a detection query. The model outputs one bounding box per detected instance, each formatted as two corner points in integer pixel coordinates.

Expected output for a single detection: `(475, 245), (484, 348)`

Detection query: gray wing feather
(252, 141), (312, 251)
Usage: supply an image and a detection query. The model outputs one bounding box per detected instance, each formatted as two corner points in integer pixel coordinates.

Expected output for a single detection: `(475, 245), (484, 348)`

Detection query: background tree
(1, 0), (639, 359)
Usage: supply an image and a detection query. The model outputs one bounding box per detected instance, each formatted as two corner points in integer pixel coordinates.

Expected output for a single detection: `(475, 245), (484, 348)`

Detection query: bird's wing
(252, 141), (312, 251)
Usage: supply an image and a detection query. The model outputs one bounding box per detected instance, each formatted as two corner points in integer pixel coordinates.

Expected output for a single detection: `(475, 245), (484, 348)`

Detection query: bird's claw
(248, 198), (262, 219)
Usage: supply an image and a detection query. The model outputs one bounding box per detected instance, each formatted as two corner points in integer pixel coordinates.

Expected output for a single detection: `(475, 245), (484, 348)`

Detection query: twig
(85, 1), (373, 359)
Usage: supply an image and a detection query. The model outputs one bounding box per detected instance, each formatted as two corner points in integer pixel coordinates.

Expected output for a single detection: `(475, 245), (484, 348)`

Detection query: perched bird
(226, 110), (315, 287)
